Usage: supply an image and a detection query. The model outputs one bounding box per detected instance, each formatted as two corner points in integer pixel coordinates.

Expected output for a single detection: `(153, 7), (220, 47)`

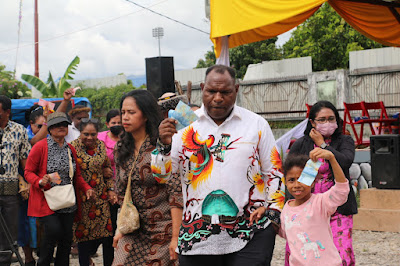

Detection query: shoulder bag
(117, 154), (140, 234)
(43, 148), (76, 211)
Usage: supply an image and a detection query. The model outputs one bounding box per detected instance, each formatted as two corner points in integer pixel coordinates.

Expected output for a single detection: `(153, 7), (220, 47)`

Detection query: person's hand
(107, 190), (118, 204)
(63, 88), (74, 101)
(309, 147), (334, 162)
(42, 107), (49, 119)
(169, 237), (179, 261)
(86, 189), (96, 201)
(103, 167), (113, 179)
(249, 206), (267, 226)
(40, 174), (50, 186)
(113, 230), (123, 248)
(159, 118), (177, 145)
(309, 128), (324, 147)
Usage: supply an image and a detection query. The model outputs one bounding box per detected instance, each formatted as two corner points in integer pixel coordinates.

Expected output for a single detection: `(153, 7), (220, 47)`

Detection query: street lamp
(152, 27), (164, 57)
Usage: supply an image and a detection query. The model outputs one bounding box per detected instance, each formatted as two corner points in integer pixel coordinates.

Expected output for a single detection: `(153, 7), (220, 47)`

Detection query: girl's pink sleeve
(321, 180), (350, 216)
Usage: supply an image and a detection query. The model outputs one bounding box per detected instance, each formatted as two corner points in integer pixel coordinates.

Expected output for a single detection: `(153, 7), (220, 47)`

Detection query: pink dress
(97, 131), (117, 179)
(281, 181), (350, 266)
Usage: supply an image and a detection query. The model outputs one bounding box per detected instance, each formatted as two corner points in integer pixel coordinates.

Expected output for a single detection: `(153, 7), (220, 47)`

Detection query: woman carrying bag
(25, 112), (95, 266)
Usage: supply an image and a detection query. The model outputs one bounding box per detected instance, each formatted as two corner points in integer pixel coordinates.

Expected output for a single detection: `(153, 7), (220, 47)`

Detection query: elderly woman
(71, 118), (115, 266)
(25, 112), (95, 266)
(112, 90), (183, 266)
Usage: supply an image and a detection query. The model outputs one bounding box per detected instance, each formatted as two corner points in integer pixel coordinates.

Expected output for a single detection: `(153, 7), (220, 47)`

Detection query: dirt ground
(11, 230), (399, 265)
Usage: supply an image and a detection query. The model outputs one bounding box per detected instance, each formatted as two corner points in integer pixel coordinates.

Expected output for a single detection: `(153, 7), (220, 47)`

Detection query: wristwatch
(156, 138), (172, 155)
(320, 143), (328, 149)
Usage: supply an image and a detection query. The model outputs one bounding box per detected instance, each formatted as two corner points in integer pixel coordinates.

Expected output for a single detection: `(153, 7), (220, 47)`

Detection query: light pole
(152, 27), (164, 57)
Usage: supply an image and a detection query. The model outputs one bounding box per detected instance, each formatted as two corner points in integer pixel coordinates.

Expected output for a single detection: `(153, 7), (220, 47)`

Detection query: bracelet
(156, 138), (172, 155)
(42, 122), (48, 126)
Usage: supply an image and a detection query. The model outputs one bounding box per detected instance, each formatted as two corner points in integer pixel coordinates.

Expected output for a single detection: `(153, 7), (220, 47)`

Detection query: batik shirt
(0, 121), (30, 183)
(151, 105), (284, 255)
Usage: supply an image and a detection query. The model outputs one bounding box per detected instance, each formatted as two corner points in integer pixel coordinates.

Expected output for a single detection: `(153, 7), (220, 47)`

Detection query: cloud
(0, 0), (211, 81)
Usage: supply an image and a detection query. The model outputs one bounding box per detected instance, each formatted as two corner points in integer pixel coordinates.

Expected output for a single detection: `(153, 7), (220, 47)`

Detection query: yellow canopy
(210, 0), (400, 58)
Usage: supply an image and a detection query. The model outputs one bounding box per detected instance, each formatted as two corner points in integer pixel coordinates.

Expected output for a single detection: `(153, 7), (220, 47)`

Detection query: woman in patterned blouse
(112, 90), (183, 266)
(25, 112), (95, 266)
(71, 118), (116, 266)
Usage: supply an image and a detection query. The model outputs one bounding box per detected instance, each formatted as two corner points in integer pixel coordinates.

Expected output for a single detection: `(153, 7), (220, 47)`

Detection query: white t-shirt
(65, 122), (80, 143)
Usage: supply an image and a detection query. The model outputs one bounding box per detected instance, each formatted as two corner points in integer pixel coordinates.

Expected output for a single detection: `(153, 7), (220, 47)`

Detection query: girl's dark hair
(116, 90), (161, 165)
(304, 101), (342, 139)
(25, 104), (44, 124)
(283, 154), (309, 176)
(106, 109), (120, 123)
(79, 119), (100, 132)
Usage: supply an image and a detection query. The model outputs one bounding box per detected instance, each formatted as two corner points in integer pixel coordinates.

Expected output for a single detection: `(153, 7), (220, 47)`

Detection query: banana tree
(21, 56), (80, 98)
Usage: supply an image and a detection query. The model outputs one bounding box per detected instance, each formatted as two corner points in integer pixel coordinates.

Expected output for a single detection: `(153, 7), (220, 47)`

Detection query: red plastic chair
(343, 102), (369, 146)
(362, 101), (396, 135)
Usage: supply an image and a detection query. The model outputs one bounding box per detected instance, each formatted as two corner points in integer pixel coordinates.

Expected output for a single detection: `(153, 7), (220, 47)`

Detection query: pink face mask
(315, 122), (338, 137)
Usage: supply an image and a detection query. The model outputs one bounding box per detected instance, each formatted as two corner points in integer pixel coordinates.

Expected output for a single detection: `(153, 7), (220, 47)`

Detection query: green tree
(21, 56), (80, 97)
(0, 64), (31, 99)
(283, 3), (384, 71)
(75, 83), (137, 129)
(195, 38), (282, 79)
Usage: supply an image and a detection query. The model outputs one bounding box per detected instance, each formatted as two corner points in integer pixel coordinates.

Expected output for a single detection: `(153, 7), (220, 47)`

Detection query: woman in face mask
(288, 101), (357, 266)
(97, 109), (122, 236)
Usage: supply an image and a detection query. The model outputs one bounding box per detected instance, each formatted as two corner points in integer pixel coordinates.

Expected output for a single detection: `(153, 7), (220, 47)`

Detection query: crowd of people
(0, 64), (356, 266)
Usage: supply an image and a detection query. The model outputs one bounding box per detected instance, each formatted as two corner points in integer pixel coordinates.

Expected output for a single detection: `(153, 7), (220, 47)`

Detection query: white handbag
(44, 148), (76, 211)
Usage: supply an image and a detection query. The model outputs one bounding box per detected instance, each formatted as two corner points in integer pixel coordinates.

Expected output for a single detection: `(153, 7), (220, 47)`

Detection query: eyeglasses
(314, 117), (336, 123)
(53, 122), (69, 128)
(34, 124), (43, 129)
(81, 118), (99, 124)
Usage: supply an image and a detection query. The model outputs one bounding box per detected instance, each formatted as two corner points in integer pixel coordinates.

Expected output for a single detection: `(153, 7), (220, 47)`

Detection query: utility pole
(34, 0), (39, 77)
(152, 27), (164, 57)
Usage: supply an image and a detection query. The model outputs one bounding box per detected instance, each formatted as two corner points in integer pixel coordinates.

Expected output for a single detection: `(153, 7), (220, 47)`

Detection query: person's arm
(169, 207), (183, 260)
(151, 118), (179, 183)
(30, 108), (49, 146)
(259, 120), (284, 227)
(56, 88), (74, 113)
(309, 148), (347, 183)
(309, 148), (350, 215)
(325, 135), (355, 170)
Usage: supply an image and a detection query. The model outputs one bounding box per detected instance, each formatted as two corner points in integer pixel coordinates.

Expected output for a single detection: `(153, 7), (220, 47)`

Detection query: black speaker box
(145, 57), (175, 99)
(370, 135), (400, 189)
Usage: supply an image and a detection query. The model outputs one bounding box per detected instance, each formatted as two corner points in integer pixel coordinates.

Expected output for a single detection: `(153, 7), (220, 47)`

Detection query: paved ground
(11, 230), (400, 265)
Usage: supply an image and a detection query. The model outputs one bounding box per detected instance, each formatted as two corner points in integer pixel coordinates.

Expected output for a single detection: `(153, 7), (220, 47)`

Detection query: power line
(0, 0), (171, 54)
(124, 0), (209, 35)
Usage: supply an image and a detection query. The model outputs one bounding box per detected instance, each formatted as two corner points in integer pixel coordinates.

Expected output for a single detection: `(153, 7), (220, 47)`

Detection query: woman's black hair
(283, 154), (309, 177)
(116, 90), (161, 166)
(79, 119), (100, 132)
(106, 109), (120, 123)
(25, 104), (44, 124)
(304, 101), (343, 139)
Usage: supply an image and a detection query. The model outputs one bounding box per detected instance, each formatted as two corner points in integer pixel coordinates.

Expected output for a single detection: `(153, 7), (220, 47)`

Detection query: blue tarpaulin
(11, 97), (91, 127)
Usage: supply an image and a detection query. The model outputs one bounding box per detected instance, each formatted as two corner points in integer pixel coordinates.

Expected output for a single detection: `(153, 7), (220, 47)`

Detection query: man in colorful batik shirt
(151, 65), (284, 265)
(0, 96), (31, 265)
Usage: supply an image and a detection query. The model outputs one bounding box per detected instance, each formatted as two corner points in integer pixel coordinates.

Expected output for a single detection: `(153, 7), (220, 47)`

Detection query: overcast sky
(0, 0), (291, 81)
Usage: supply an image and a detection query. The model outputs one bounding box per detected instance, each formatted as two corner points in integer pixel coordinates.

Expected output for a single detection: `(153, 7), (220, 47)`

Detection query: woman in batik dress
(72, 118), (116, 266)
(112, 90), (183, 266)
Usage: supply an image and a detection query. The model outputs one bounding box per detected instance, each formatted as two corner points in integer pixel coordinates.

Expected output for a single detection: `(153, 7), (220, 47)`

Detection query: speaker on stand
(370, 135), (400, 189)
(145, 57), (175, 99)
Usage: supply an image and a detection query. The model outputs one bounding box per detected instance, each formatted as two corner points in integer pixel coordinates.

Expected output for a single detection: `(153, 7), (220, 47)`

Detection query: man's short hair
(205, 65), (236, 83)
(0, 95), (11, 111)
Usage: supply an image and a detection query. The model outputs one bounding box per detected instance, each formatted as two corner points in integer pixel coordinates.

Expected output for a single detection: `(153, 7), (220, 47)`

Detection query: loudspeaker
(145, 57), (175, 99)
(371, 135), (400, 189)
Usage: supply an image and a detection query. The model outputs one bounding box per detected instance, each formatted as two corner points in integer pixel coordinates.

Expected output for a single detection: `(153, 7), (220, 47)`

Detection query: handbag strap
(124, 135), (148, 199)
(67, 147), (74, 181)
